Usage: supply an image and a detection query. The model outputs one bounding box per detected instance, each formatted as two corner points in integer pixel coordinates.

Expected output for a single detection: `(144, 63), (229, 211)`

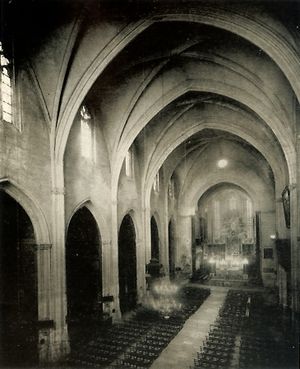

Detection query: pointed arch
(55, 8), (300, 169)
(67, 199), (110, 243)
(150, 215), (160, 261)
(118, 213), (137, 314)
(66, 205), (102, 324)
(0, 179), (50, 244)
(0, 189), (39, 365)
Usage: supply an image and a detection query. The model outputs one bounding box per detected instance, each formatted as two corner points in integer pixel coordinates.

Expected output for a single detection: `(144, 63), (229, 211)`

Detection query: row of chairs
(238, 292), (298, 369)
(116, 288), (210, 369)
(66, 286), (210, 368)
(193, 290), (248, 369)
(192, 290), (298, 369)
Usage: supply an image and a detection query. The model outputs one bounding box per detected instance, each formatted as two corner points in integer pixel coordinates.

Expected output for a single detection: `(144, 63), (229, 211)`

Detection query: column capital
(102, 240), (111, 247)
(35, 243), (53, 251)
(178, 213), (194, 218)
(142, 206), (151, 213)
(136, 238), (143, 246)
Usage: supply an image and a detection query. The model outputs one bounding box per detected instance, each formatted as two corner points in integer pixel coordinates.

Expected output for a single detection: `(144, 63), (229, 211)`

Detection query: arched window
(229, 196), (237, 210)
(125, 148), (134, 177)
(80, 105), (93, 159)
(0, 42), (12, 124)
(168, 177), (175, 198)
(153, 171), (160, 192)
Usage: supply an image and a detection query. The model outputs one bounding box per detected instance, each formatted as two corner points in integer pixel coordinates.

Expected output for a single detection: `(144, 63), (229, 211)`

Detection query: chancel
(0, 1), (299, 368)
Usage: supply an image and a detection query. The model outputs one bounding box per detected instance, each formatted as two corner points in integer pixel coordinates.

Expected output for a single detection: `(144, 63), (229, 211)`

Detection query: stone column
(110, 199), (121, 320)
(295, 134), (300, 313)
(259, 210), (276, 287)
(36, 243), (54, 363)
(102, 240), (112, 297)
(143, 205), (152, 268)
(290, 184), (299, 313)
(161, 188), (169, 274)
(48, 184), (69, 362)
(136, 237), (146, 302)
(191, 215), (198, 274)
(101, 240), (116, 318)
(278, 265), (287, 307)
(275, 196), (287, 239)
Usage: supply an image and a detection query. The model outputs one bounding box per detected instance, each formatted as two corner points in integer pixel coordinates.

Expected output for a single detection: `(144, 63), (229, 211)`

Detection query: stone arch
(118, 212), (138, 313)
(0, 189), (39, 366)
(151, 211), (161, 238)
(54, 8), (300, 172)
(67, 199), (110, 244)
(113, 52), (291, 156)
(145, 121), (283, 192)
(195, 181), (260, 282)
(65, 205), (103, 324)
(0, 179), (50, 244)
(119, 208), (141, 242)
(183, 176), (271, 215)
(198, 182), (254, 207)
(117, 81), (294, 194)
(150, 215), (160, 261)
(143, 121), (282, 210)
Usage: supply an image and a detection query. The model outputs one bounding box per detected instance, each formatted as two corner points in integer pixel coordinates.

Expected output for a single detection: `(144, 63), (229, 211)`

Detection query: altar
(204, 238), (254, 282)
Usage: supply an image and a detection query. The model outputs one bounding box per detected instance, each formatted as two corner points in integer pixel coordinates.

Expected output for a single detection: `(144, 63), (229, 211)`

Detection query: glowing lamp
(217, 159), (228, 168)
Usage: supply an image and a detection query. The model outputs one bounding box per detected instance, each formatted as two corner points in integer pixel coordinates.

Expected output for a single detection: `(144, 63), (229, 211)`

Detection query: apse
(196, 183), (261, 285)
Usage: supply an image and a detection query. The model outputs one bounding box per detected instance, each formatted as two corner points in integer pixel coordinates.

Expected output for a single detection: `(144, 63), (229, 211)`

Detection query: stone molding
(35, 244), (53, 251)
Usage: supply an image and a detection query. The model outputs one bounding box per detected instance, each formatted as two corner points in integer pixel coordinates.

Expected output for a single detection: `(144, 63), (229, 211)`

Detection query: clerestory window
(168, 178), (175, 198)
(0, 42), (12, 124)
(125, 148), (134, 177)
(153, 171), (160, 192)
(80, 105), (93, 159)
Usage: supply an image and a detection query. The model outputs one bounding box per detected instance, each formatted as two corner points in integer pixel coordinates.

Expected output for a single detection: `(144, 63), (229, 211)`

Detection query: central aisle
(150, 286), (229, 369)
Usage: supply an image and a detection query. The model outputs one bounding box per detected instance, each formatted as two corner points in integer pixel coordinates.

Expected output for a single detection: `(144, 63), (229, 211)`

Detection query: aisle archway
(151, 216), (160, 261)
(0, 191), (38, 366)
(66, 207), (102, 324)
(118, 214), (137, 314)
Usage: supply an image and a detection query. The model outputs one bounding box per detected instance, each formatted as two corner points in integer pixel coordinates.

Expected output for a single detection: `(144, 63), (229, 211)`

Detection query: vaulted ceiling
(3, 0), (298, 212)
(82, 15), (294, 209)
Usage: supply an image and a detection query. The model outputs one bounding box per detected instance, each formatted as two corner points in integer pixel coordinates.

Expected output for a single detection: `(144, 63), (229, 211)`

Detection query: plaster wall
(0, 70), (51, 226)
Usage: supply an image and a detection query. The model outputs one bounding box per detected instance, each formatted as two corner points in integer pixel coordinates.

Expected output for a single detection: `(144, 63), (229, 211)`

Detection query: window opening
(0, 42), (12, 124)
(125, 149), (134, 177)
(168, 178), (175, 198)
(153, 172), (160, 192)
(80, 105), (92, 159)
